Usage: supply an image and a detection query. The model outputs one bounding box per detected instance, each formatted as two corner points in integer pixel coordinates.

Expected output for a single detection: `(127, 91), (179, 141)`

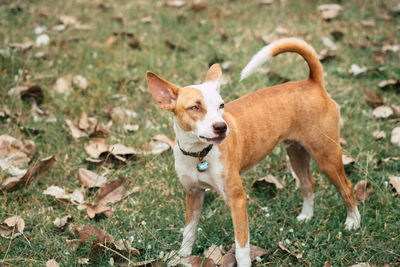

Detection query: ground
(0, 0), (399, 266)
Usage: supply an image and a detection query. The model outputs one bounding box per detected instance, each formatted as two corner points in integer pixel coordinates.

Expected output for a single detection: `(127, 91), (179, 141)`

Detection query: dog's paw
(344, 208), (361, 230)
(178, 247), (191, 258)
(296, 212), (313, 222)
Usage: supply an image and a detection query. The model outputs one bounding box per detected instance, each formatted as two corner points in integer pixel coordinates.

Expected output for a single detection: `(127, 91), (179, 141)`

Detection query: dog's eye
(219, 103), (225, 109)
(189, 105), (200, 111)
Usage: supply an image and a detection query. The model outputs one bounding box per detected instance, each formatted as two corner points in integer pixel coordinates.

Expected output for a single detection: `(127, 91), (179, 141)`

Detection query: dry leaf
(318, 48), (336, 62)
(114, 239), (140, 256)
(363, 88), (383, 107)
(179, 256), (215, 267)
(349, 263), (374, 267)
(70, 188), (85, 204)
(53, 215), (72, 228)
(189, 0), (206, 11)
(124, 124), (139, 132)
(391, 127), (400, 146)
(0, 215), (25, 238)
(2, 155), (56, 192)
(78, 168), (107, 188)
(59, 15), (78, 25)
(8, 84), (44, 104)
(382, 44), (400, 53)
(95, 178), (126, 205)
(8, 41), (34, 51)
(378, 79), (400, 91)
(43, 186), (71, 201)
(342, 154), (355, 165)
(318, 4), (342, 20)
(35, 34), (50, 46)
(85, 138), (109, 158)
(372, 130), (386, 139)
(86, 204), (112, 218)
(324, 259), (332, 267)
(53, 74), (73, 94)
(361, 20), (375, 27)
(165, 1), (186, 7)
(322, 36), (337, 51)
(150, 134), (175, 149)
(389, 175), (400, 195)
(0, 135), (36, 167)
(372, 106), (393, 118)
(221, 61), (234, 71)
(253, 174), (284, 190)
(204, 244), (223, 265)
(77, 258), (90, 265)
(46, 259), (60, 267)
(65, 119), (88, 139)
(258, 0), (274, 5)
(354, 180), (374, 203)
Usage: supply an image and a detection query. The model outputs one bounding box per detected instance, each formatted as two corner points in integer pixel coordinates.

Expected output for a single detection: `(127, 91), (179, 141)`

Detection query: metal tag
(197, 160), (209, 172)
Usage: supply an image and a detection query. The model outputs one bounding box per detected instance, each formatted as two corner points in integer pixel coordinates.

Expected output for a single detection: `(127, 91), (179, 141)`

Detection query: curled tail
(240, 38), (324, 86)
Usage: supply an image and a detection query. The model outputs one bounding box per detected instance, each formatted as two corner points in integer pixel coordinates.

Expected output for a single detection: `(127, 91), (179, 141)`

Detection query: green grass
(1, 0), (400, 266)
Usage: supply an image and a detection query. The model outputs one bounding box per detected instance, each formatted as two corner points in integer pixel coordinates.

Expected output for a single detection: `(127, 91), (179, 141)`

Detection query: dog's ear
(146, 71), (180, 111)
(205, 64), (222, 82)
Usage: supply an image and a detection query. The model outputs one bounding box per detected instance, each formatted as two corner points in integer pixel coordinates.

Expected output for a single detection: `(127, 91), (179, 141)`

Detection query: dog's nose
(213, 122), (227, 135)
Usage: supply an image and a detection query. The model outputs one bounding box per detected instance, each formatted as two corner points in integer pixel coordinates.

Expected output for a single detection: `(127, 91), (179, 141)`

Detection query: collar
(177, 140), (213, 159)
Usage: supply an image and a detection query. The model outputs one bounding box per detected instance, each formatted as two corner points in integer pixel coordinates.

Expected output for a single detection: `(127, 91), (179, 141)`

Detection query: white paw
(345, 208), (361, 230)
(178, 247), (191, 258)
(297, 212), (313, 222)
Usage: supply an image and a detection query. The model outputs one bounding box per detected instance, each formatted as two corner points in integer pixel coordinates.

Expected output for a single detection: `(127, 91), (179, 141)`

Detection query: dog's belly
(174, 146), (226, 199)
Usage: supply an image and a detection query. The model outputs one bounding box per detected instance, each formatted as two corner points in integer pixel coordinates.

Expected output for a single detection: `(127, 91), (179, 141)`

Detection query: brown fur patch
(175, 87), (207, 131)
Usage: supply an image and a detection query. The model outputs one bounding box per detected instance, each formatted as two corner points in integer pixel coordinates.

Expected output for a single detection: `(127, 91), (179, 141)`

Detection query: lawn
(0, 0), (399, 266)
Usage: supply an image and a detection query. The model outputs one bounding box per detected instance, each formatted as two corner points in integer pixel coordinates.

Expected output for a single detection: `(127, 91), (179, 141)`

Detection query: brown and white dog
(146, 38), (360, 266)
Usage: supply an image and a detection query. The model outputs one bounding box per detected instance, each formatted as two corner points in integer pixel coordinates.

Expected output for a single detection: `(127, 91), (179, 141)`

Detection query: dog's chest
(173, 146), (226, 199)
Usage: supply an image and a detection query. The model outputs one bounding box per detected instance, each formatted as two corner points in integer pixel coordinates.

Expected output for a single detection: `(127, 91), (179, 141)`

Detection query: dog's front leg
(226, 180), (251, 267)
(178, 189), (205, 257)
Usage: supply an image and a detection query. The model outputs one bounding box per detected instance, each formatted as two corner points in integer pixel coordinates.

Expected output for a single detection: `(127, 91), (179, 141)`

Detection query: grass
(1, 0), (400, 266)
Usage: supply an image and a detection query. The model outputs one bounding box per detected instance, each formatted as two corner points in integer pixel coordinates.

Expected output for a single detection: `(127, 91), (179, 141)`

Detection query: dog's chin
(199, 135), (226, 145)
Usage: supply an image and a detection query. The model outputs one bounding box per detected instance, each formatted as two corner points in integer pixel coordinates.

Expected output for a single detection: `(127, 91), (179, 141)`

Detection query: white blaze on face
(188, 81), (229, 140)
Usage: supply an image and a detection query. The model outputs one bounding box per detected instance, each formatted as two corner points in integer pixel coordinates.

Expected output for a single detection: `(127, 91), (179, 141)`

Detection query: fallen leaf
(65, 119), (88, 140)
(258, 0), (274, 5)
(114, 239), (140, 256)
(53, 74), (73, 94)
(78, 168), (108, 188)
(150, 134), (175, 149)
(70, 188), (85, 204)
(372, 130), (386, 139)
(95, 178), (126, 205)
(389, 175), (400, 195)
(361, 20), (375, 27)
(354, 180), (374, 203)
(0, 106), (11, 119)
(363, 88), (383, 107)
(221, 61), (234, 71)
(253, 174), (284, 190)
(348, 64), (367, 76)
(179, 256), (215, 267)
(77, 258), (90, 265)
(372, 106), (393, 118)
(43, 186), (72, 201)
(85, 204), (112, 218)
(8, 84), (44, 104)
(0, 135), (36, 167)
(318, 4), (342, 21)
(391, 127), (400, 146)
(8, 41), (34, 51)
(46, 259), (60, 267)
(85, 138), (109, 158)
(342, 154), (355, 165)
(378, 79), (400, 91)
(322, 36), (337, 51)
(59, 15), (78, 26)
(204, 244), (223, 265)
(165, 1), (186, 7)
(324, 259), (332, 267)
(382, 44), (400, 53)
(349, 263), (374, 267)
(110, 107), (137, 122)
(124, 124), (139, 132)
(189, 0), (206, 11)
(53, 215), (72, 228)
(52, 24), (67, 32)
(318, 48), (336, 62)
(2, 155), (56, 192)
(0, 215), (25, 238)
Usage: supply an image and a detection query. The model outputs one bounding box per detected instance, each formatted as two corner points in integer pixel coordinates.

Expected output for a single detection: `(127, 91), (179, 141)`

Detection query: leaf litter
(0, 215), (25, 238)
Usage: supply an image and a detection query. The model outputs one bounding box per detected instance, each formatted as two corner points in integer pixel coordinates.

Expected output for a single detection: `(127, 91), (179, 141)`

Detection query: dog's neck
(173, 119), (211, 153)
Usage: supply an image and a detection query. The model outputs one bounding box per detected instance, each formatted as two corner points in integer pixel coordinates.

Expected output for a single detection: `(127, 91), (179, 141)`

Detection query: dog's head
(146, 64), (229, 145)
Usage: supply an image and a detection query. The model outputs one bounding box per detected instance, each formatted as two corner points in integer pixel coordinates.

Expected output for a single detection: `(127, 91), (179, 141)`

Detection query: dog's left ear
(205, 64), (222, 82)
(146, 71), (180, 112)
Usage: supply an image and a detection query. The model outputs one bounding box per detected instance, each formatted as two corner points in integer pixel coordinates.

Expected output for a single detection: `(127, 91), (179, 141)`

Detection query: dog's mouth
(199, 135), (226, 144)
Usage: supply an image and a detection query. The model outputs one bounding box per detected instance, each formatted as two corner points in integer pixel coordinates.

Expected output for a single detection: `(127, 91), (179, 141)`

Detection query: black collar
(177, 140), (213, 159)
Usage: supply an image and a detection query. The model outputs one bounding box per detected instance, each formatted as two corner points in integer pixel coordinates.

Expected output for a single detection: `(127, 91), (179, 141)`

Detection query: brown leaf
(318, 48), (336, 62)
(114, 239), (140, 256)
(65, 119), (88, 140)
(253, 174), (284, 189)
(85, 138), (109, 158)
(86, 204), (112, 218)
(389, 175), (400, 195)
(189, 1), (206, 11)
(324, 259), (332, 267)
(2, 155), (56, 192)
(378, 79), (400, 92)
(372, 130), (386, 139)
(8, 84), (44, 105)
(43, 186), (72, 201)
(318, 4), (342, 21)
(204, 244), (223, 265)
(391, 127), (400, 147)
(363, 88), (383, 107)
(78, 168), (107, 188)
(342, 154), (355, 165)
(0, 215), (25, 238)
(95, 178), (126, 205)
(9, 41), (34, 51)
(349, 263), (374, 267)
(150, 134), (175, 149)
(180, 256), (215, 267)
(372, 106), (393, 118)
(258, 0), (274, 5)
(46, 259), (60, 267)
(354, 180), (374, 203)
(53, 215), (73, 228)
(72, 75), (88, 90)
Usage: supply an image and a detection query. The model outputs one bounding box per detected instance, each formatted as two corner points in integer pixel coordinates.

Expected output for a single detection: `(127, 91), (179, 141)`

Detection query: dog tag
(197, 160), (209, 172)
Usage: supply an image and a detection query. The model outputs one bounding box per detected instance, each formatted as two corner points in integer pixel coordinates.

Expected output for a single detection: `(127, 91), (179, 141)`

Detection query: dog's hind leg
(178, 189), (204, 257)
(285, 141), (315, 222)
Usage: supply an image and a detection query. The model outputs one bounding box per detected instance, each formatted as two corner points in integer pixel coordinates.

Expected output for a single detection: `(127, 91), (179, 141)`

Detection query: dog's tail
(240, 38), (324, 86)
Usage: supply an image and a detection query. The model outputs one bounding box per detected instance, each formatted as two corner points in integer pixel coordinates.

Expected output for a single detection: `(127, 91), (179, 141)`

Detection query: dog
(146, 38), (361, 266)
